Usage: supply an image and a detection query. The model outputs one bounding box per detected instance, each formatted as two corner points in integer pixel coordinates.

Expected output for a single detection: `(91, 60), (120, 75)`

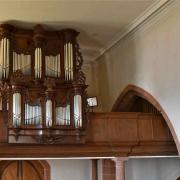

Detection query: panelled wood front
(0, 112), (177, 157)
(2, 161), (41, 180)
(0, 160), (50, 180)
(87, 113), (173, 143)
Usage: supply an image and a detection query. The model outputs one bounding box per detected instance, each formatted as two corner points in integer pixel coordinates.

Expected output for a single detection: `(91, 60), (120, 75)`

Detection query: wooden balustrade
(0, 112), (177, 157)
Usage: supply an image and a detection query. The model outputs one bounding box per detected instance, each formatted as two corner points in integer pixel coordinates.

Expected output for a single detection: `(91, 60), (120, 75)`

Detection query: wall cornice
(94, 0), (175, 64)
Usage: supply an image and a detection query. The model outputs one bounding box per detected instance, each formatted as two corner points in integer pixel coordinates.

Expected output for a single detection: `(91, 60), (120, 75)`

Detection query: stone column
(112, 157), (128, 180)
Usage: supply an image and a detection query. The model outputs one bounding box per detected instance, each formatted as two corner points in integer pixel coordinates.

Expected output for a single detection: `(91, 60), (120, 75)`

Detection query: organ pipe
(74, 95), (82, 128)
(56, 104), (70, 125)
(45, 54), (61, 77)
(13, 93), (21, 126)
(24, 104), (42, 125)
(13, 52), (31, 74)
(64, 43), (73, 81)
(46, 100), (52, 127)
(0, 38), (10, 79)
(35, 47), (42, 79)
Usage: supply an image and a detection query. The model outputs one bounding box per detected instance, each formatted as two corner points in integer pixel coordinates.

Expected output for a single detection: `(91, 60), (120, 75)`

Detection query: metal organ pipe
(3, 38), (5, 77)
(13, 93), (21, 126)
(25, 104), (42, 125)
(74, 95), (82, 128)
(13, 52), (31, 75)
(35, 48), (42, 79)
(64, 43), (73, 82)
(45, 54), (61, 78)
(6, 38), (9, 77)
(56, 104), (70, 126)
(46, 100), (52, 127)
(66, 104), (70, 125)
(0, 38), (10, 79)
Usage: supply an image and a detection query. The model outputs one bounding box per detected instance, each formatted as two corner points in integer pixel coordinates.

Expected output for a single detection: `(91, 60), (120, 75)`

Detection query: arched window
(112, 84), (179, 153)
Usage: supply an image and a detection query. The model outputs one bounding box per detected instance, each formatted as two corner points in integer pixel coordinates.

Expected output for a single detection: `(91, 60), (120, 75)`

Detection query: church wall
(48, 159), (91, 180)
(83, 64), (102, 112)
(94, 2), (180, 150)
(125, 157), (180, 180)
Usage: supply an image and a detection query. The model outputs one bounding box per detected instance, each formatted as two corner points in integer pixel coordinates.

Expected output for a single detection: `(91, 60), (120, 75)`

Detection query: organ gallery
(0, 23), (177, 159)
(0, 24), (88, 144)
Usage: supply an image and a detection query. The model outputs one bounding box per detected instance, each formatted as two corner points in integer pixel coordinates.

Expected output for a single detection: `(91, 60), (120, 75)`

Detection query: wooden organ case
(0, 24), (88, 144)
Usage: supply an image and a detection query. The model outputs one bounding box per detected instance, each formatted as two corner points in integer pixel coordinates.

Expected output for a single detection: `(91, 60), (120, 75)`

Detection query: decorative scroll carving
(75, 42), (83, 71)
(0, 82), (9, 97)
(73, 71), (86, 85)
(0, 24), (14, 39)
(35, 134), (64, 144)
(44, 78), (56, 91)
(10, 70), (24, 82)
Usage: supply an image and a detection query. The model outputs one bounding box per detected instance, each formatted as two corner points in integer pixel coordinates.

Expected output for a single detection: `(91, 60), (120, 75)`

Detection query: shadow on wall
(96, 37), (140, 112)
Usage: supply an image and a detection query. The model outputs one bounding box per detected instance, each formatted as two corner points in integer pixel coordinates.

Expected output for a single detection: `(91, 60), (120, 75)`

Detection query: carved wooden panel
(87, 112), (174, 144)
(0, 112), (7, 143)
(1, 161), (41, 180)
(107, 113), (138, 142)
(138, 114), (154, 140)
(0, 160), (50, 180)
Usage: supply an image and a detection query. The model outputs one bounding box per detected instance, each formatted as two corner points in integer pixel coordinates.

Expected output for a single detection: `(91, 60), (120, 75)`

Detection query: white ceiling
(0, 0), (160, 63)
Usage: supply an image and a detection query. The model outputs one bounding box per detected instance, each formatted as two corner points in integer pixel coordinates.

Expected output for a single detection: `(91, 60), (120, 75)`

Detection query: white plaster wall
(83, 65), (102, 112)
(95, 2), (180, 149)
(125, 157), (180, 180)
(48, 159), (91, 180)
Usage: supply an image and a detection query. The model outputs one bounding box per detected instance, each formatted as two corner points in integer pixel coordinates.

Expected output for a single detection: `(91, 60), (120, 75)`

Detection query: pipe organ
(0, 24), (88, 144)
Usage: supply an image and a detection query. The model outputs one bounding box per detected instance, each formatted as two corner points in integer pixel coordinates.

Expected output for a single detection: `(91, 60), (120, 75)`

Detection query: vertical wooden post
(102, 159), (115, 180)
(92, 159), (98, 180)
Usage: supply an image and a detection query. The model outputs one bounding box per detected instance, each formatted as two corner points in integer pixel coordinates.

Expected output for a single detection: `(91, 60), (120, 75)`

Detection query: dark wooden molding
(92, 159), (98, 180)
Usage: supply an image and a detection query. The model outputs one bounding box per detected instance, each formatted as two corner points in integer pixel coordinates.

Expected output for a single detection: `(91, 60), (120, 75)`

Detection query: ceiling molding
(93, 0), (174, 63)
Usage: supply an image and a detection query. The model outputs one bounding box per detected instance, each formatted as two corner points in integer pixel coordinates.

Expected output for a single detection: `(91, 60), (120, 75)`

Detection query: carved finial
(73, 71), (86, 85)
(33, 24), (45, 47)
(0, 24), (14, 38)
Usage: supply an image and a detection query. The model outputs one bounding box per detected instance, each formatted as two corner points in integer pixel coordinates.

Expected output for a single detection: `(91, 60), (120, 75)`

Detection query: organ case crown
(0, 24), (88, 144)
